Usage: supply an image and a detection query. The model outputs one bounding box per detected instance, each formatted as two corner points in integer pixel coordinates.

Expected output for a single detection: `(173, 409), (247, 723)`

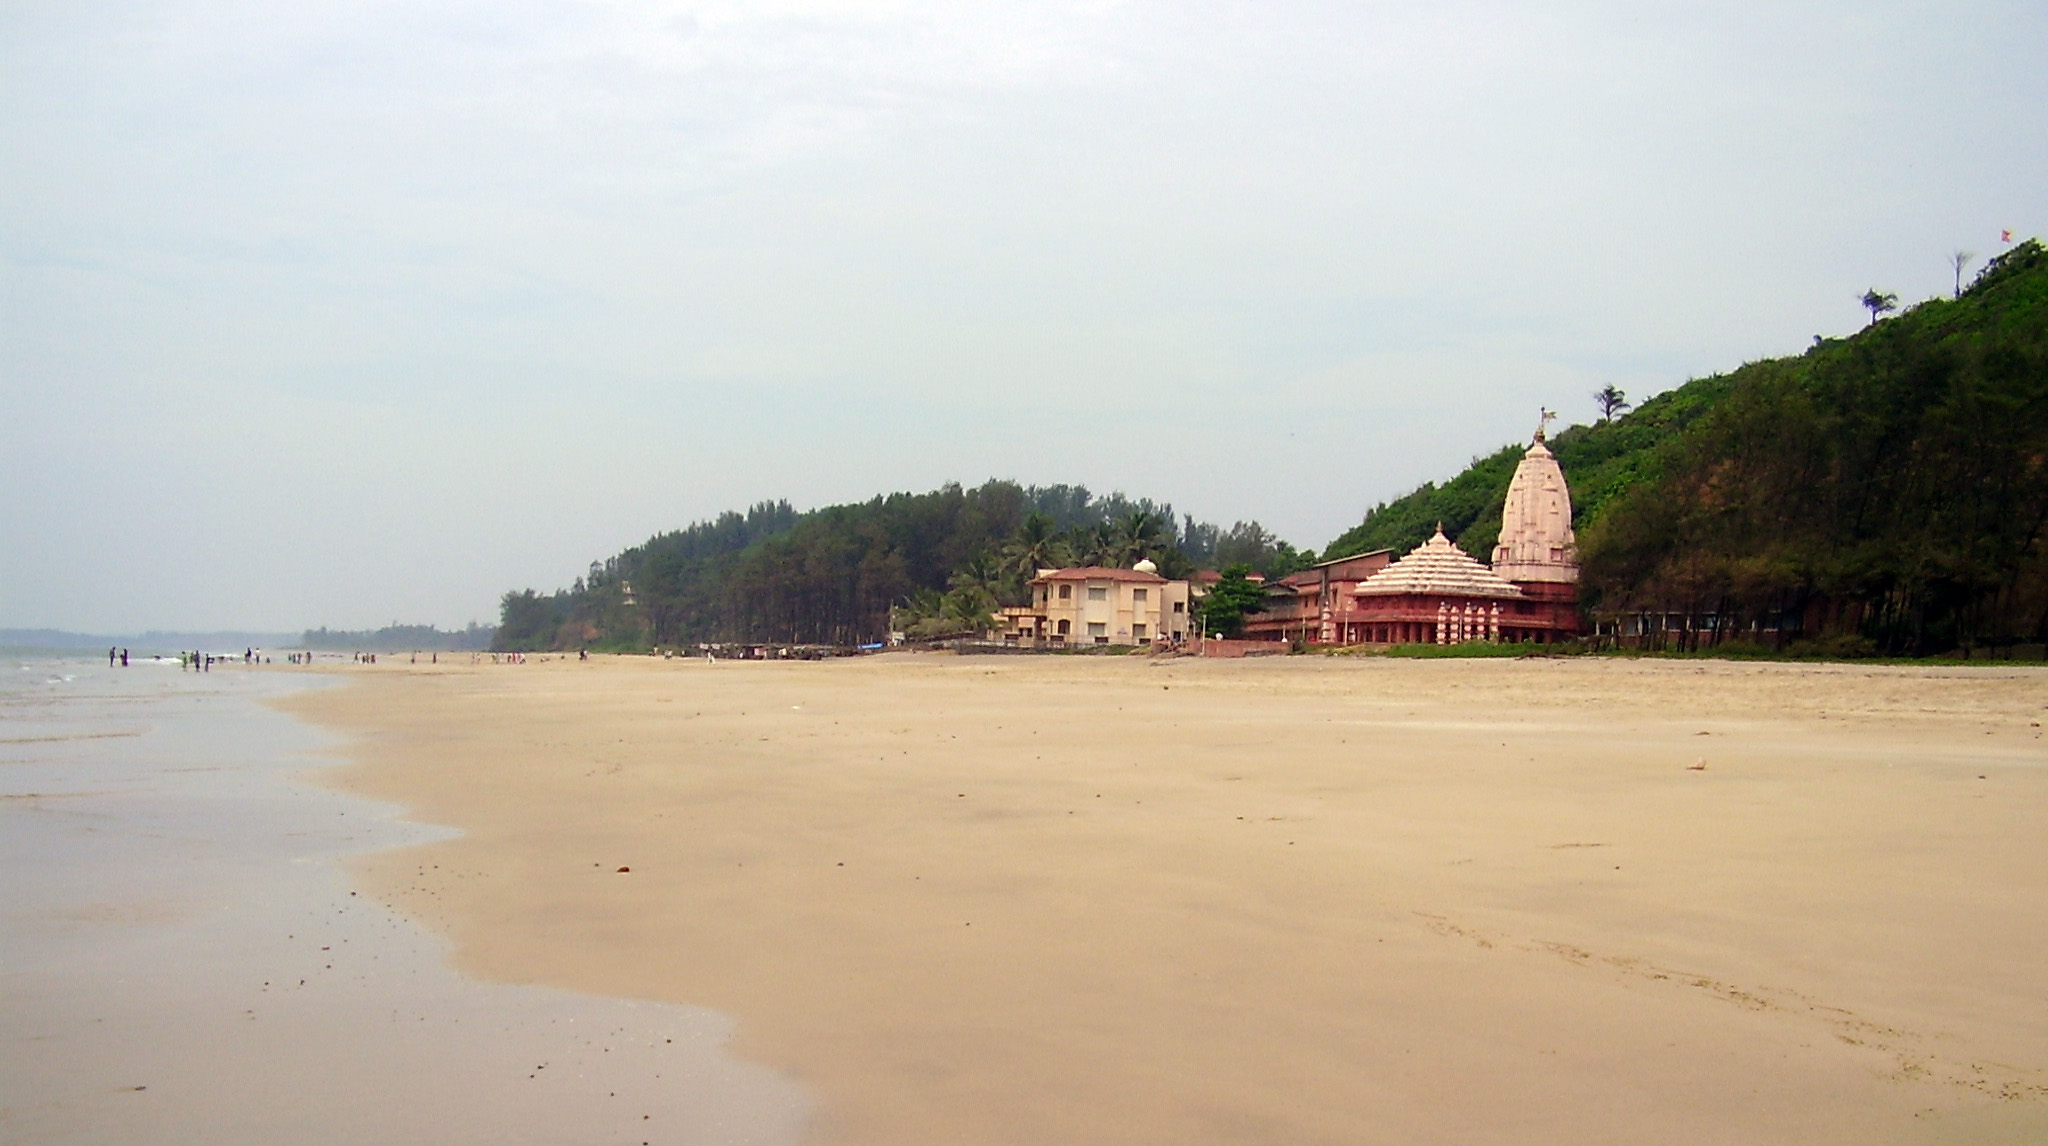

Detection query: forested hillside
(1322, 375), (1733, 563)
(1581, 241), (2048, 653)
(1327, 240), (2048, 654)
(494, 483), (1307, 650)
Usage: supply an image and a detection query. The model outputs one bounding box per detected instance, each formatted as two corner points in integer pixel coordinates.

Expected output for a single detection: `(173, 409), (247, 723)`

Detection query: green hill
(1325, 239), (2048, 655)
(1322, 373), (1733, 564)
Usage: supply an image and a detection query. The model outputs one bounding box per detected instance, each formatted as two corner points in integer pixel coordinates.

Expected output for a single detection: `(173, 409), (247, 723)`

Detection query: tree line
(302, 623), (496, 652)
(494, 483), (1310, 650)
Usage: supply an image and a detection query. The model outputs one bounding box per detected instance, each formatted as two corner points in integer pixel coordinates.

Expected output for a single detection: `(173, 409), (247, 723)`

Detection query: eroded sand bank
(280, 653), (2048, 1146)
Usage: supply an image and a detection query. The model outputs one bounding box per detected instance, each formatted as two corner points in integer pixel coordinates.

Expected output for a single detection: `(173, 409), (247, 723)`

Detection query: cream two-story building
(999, 560), (1193, 647)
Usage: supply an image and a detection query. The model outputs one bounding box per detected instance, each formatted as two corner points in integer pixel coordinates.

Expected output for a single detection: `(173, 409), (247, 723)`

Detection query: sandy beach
(281, 652), (2048, 1145)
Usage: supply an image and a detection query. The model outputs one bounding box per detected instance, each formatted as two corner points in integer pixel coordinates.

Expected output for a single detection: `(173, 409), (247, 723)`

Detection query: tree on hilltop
(1860, 288), (1899, 326)
(1594, 384), (1630, 423)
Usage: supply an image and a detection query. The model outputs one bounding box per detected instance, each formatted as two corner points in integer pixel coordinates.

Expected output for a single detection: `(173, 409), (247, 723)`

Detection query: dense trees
(494, 481), (1303, 650)
(1582, 241), (2048, 654)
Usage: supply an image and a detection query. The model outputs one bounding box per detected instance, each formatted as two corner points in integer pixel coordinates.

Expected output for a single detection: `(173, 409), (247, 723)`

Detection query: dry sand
(280, 652), (2048, 1145)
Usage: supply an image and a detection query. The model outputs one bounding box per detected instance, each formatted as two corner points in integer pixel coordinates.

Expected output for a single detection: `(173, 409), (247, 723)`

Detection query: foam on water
(0, 654), (809, 1145)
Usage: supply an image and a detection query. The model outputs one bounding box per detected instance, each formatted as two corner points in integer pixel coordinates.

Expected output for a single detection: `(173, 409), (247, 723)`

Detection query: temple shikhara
(1241, 416), (1585, 646)
(1348, 422), (1582, 645)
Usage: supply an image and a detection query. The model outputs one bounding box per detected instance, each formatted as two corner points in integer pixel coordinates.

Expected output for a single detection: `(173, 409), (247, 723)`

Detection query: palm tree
(1861, 289), (1899, 326)
(1950, 250), (1974, 299)
(948, 551), (1005, 599)
(1069, 522), (1119, 568)
(1111, 511), (1167, 567)
(1593, 384), (1630, 423)
(940, 584), (997, 636)
(1000, 512), (1071, 578)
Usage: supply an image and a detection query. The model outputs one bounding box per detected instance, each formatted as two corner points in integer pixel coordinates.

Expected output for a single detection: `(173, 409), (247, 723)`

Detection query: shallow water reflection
(0, 654), (808, 1146)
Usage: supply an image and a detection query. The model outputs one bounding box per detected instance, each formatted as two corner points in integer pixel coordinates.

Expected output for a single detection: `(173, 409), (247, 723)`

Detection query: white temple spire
(1490, 432), (1578, 585)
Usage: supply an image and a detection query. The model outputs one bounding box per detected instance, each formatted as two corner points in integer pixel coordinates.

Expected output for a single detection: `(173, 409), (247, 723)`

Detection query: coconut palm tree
(1593, 384), (1630, 423)
(948, 551), (1005, 600)
(1861, 289), (1899, 326)
(1000, 512), (1072, 579)
(1113, 510), (1168, 566)
(1068, 522), (1119, 568)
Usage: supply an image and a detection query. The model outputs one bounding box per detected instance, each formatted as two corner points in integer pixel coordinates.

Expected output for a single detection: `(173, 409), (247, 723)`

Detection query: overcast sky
(3, 0), (2042, 633)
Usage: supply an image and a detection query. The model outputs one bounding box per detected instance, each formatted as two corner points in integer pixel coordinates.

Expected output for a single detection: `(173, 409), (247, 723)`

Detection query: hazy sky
(4, 1), (2042, 632)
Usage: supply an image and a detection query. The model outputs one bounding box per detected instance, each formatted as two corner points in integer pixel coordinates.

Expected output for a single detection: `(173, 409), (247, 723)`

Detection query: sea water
(0, 651), (809, 1145)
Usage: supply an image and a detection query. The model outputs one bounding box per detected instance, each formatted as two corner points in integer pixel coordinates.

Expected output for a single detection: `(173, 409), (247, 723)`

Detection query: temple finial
(1535, 407), (1556, 442)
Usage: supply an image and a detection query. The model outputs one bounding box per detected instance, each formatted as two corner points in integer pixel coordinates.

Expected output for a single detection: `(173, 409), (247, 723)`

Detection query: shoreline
(280, 653), (2048, 1145)
(0, 653), (805, 1146)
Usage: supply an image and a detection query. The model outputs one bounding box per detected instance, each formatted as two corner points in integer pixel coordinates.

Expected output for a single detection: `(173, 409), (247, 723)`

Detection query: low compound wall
(1191, 638), (1290, 659)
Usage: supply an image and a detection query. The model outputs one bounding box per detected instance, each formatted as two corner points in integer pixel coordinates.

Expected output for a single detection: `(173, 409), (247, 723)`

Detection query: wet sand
(283, 652), (2048, 1145)
(0, 655), (806, 1145)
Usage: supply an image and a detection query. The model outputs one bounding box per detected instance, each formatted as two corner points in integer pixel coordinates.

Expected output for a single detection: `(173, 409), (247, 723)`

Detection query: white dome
(1132, 558), (1158, 574)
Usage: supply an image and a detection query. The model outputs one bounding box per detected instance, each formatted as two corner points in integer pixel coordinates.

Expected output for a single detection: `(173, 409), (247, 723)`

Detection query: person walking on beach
(120, 649), (128, 667)
(108, 647), (117, 668)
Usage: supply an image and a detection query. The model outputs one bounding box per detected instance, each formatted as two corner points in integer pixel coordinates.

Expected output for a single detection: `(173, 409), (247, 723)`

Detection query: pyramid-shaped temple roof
(1355, 529), (1526, 599)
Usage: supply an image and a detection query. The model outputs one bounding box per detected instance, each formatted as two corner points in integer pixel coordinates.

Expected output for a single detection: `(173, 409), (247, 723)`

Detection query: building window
(1133, 624), (1147, 640)
(1172, 601), (1184, 614)
(1133, 588), (1147, 602)
(1087, 586), (1107, 601)
(1057, 619), (1071, 635)
(1087, 622), (1106, 638)
(1058, 584), (1071, 600)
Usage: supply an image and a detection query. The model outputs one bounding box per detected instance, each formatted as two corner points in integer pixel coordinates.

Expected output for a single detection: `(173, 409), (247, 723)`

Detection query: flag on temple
(2002, 230), (2014, 243)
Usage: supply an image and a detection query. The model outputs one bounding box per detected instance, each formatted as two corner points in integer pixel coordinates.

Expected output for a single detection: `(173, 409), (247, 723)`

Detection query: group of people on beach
(107, 647), (128, 667)
(167, 648), (269, 671)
